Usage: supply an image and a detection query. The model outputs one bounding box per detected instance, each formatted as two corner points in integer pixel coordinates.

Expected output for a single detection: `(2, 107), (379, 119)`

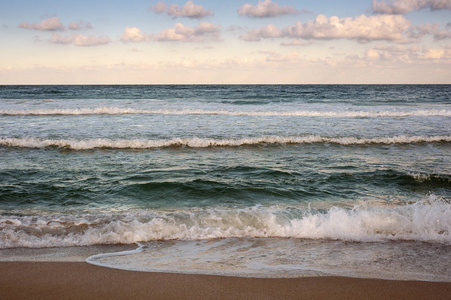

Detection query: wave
(1, 107), (450, 117)
(407, 173), (451, 185)
(0, 135), (449, 150)
(1, 196), (449, 248)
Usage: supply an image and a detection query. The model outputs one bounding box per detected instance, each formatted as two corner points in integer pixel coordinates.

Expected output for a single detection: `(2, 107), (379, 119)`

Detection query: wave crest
(1, 107), (450, 117)
(1, 197), (450, 248)
(0, 135), (449, 150)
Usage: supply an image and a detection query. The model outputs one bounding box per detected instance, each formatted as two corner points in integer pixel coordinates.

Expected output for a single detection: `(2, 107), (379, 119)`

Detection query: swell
(1, 107), (450, 117)
(1, 135), (449, 150)
(2, 170), (448, 208)
(1, 196), (449, 248)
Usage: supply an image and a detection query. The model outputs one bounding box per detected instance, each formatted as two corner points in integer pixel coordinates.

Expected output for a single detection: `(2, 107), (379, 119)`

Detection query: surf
(0, 135), (449, 150)
(1, 107), (450, 117)
(1, 196), (449, 249)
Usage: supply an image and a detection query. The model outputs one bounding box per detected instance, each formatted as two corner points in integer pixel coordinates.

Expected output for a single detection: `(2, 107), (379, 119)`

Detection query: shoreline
(1, 262), (450, 300)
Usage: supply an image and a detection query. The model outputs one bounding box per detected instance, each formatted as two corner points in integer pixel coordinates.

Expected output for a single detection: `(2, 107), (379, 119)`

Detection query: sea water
(0, 85), (450, 281)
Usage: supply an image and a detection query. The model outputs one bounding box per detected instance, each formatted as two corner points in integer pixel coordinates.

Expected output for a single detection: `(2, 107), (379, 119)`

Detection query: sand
(0, 262), (450, 300)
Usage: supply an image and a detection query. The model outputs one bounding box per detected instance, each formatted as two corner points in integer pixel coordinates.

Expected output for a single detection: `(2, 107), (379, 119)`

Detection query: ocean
(0, 84), (450, 281)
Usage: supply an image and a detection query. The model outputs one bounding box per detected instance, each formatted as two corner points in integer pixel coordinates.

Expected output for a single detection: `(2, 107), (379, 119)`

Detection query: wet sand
(0, 262), (450, 300)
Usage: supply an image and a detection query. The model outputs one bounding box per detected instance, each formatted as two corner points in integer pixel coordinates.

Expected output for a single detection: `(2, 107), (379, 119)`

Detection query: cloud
(260, 51), (301, 63)
(407, 23), (451, 40)
(50, 33), (111, 46)
(153, 22), (221, 42)
(121, 23), (221, 43)
(433, 28), (451, 40)
(280, 40), (313, 46)
(151, 1), (167, 13)
(372, 0), (451, 14)
(240, 24), (282, 41)
(121, 27), (150, 42)
(226, 25), (245, 32)
(423, 47), (446, 59)
(19, 17), (64, 31)
(150, 1), (214, 18)
(19, 17), (94, 32)
(359, 44), (451, 63)
(240, 14), (411, 43)
(237, 0), (298, 18)
(364, 48), (381, 60)
(68, 21), (93, 30)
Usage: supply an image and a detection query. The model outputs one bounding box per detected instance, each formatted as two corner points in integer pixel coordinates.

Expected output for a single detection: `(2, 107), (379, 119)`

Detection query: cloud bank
(237, 0), (298, 18)
(372, 0), (451, 14)
(240, 14), (411, 42)
(150, 1), (214, 18)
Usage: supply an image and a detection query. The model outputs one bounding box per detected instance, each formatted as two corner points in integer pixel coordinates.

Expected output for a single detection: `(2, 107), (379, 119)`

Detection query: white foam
(1, 107), (450, 117)
(408, 173), (451, 183)
(1, 197), (450, 249)
(0, 135), (449, 150)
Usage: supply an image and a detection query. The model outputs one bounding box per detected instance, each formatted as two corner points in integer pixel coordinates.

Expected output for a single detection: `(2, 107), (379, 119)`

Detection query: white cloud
(372, 0), (451, 14)
(365, 48), (381, 60)
(423, 47), (447, 59)
(121, 27), (150, 42)
(19, 17), (64, 31)
(359, 44), (451, 63)
(68, 21), (92, 30)
(50, 33), (111, 46)
(237, 0), (298, 18)
(153, 22), (221, 42)
(150, 1), (214, 18)
(240, 14), (411, 43)
(120, 23), (221, 43)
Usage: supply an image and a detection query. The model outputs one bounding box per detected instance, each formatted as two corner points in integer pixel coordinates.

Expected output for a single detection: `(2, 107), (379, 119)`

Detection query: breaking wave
(1, 107), (450, 117)
(1, 197), (450, 248)
(1, 135), (450, 150)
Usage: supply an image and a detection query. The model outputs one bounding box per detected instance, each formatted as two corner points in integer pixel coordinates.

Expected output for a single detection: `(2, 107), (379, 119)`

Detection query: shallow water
(87, 238), (451, 281)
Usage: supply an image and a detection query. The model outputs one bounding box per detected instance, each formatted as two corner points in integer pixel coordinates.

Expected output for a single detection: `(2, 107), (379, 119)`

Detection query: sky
(0, 0), (450, 84)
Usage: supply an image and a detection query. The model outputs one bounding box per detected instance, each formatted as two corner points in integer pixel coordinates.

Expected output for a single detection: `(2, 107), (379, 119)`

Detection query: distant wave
(0, 135), (450, 150)
(1, 107), (450, 117)
(1, 196), (449, 248)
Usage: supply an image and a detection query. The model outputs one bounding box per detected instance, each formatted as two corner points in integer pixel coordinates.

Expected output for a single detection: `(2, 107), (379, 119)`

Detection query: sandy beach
(0, 262), (450, 300)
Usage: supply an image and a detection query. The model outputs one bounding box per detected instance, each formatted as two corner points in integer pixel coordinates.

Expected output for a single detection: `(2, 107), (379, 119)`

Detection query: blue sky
(1, 0), (450, 84)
